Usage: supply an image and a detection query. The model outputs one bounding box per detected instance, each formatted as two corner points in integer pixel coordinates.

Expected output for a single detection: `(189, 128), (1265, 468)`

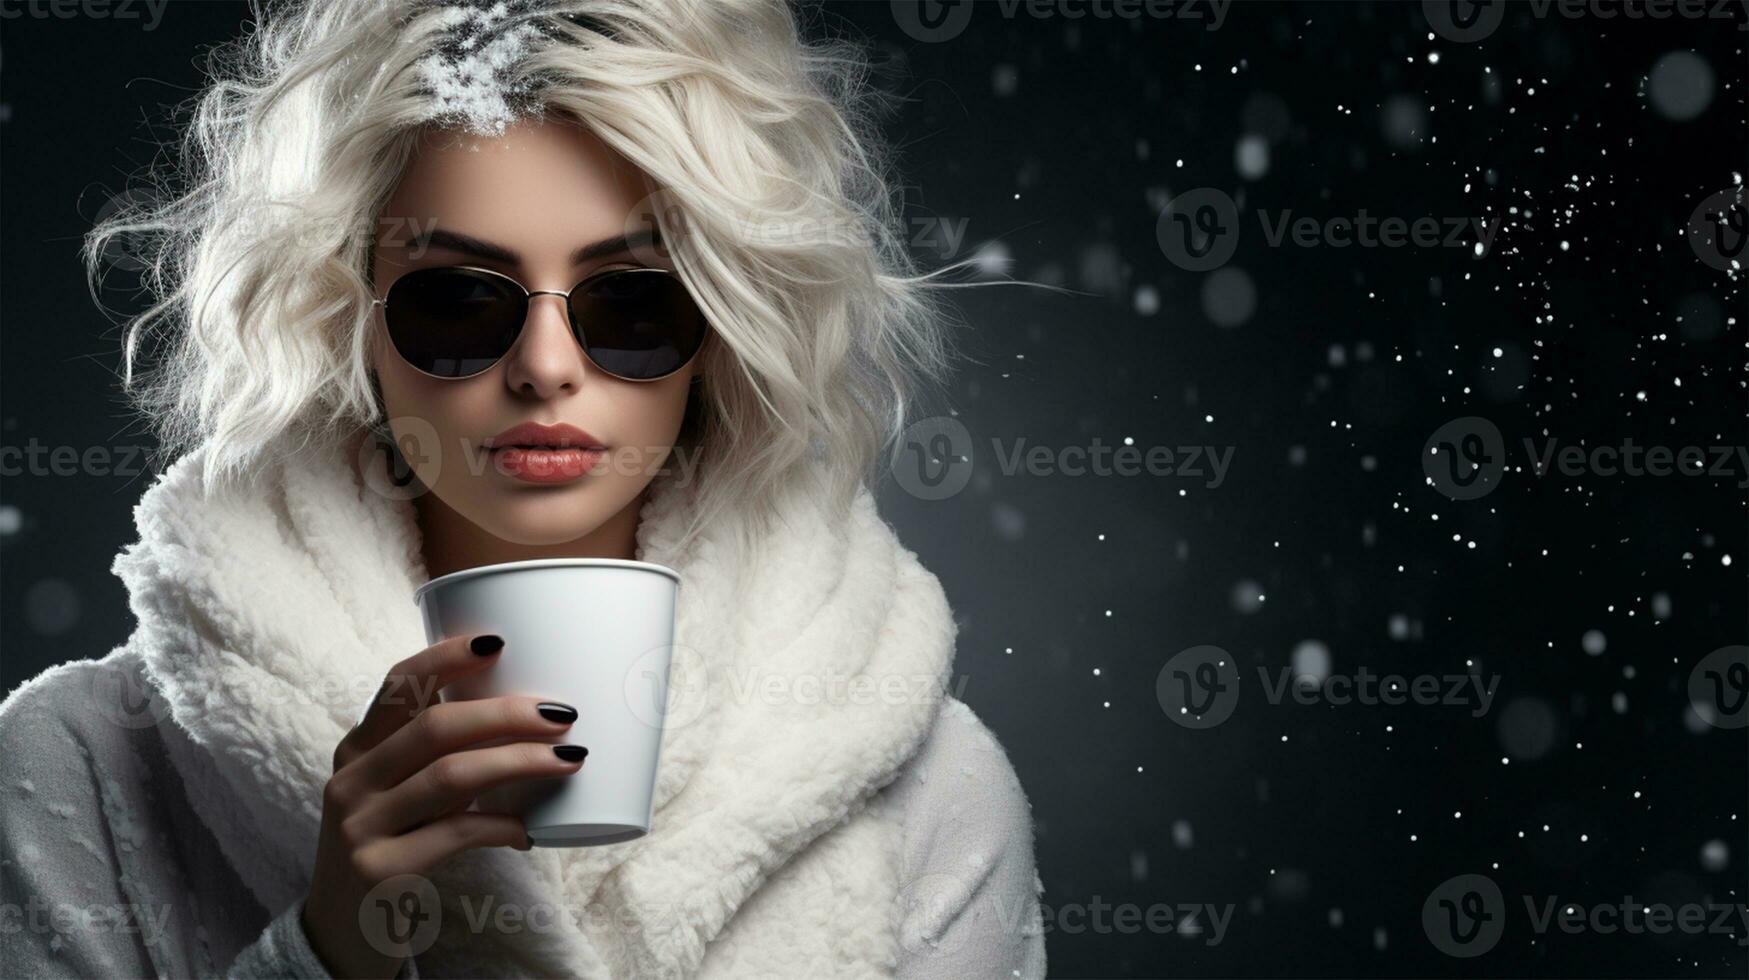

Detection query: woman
(0, 1), (1046, 977)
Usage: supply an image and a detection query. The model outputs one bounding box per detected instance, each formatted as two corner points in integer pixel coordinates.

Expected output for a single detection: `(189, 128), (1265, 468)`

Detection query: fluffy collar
(115, 430), (956, 977)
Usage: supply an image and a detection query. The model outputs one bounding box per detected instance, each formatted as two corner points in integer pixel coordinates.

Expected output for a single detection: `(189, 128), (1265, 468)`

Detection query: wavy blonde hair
(85, 0), (970, 563)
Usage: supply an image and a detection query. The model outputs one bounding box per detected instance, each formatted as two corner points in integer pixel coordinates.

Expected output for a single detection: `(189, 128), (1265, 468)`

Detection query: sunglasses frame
(370, 263), (708, 383)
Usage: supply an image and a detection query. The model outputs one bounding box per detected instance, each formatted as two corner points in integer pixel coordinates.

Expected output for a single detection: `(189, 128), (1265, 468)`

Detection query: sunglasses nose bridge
(505, 290), (590, 370)
(521, 290), (577, 337)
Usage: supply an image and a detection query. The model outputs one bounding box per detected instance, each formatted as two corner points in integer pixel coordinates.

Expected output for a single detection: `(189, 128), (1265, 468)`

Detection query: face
(369, 117), (700, 550)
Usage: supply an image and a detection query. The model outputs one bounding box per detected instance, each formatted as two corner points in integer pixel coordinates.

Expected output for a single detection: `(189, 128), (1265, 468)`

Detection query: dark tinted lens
(569, 270), (706, 380)
(383, 267), (525, 378)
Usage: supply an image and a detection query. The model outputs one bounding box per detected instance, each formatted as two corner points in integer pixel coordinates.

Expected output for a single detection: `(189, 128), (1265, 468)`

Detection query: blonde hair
(85, 0), (972, 564)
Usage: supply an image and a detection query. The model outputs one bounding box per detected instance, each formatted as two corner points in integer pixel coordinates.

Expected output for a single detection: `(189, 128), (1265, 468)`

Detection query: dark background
(2, 1), (1745, 977)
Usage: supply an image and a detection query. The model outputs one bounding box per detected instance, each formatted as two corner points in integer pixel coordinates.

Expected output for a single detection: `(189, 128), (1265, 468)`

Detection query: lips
(489, 446), (604, 484)
(482, 422), (607, 485)
(485, 421), (605, 451)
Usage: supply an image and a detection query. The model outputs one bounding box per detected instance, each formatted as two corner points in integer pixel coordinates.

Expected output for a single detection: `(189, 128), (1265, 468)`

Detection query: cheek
(373, 360), (475, 457)
(601, 379), (694, 464)
(633, 378), (695, 437)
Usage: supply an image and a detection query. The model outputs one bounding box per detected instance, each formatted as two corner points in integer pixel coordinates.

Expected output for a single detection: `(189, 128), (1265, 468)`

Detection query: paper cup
(412, 558), (680, 847)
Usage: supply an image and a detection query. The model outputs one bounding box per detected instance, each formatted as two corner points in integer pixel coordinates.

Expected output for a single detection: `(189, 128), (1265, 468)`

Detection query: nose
(500, 293), (588, 398)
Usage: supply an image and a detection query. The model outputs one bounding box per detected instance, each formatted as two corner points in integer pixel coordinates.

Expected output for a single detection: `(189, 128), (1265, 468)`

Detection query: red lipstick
(484, 422), (607, 484)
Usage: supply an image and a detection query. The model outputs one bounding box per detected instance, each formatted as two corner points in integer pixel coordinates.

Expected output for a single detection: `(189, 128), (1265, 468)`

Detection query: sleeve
(0, 665), (420, 980)
(227, 898), (421, 980)
(0, 668), (162, 979)
(893, 699), (1047, 980)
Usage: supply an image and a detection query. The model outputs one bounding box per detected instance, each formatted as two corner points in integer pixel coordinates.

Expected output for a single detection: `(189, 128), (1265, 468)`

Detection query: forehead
(380, 116), (649, 255)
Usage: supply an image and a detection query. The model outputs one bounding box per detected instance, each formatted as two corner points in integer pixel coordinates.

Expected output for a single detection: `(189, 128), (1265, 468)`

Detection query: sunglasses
(371, 264), (708, 382)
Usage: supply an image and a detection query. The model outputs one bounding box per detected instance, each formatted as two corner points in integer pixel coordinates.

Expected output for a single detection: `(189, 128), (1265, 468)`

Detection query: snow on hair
(85, 0), (973, 562)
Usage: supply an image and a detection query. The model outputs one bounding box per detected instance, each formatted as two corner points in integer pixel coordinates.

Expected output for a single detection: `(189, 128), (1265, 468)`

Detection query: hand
(300, 633), (588, 979)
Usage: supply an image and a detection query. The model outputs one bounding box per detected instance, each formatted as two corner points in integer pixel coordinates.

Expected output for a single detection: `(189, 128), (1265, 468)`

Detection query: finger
(355, 812), (532, 880)
(355, 740), (587, 837)
(348, 695), (578, 791)
(335, 633), (505, 769)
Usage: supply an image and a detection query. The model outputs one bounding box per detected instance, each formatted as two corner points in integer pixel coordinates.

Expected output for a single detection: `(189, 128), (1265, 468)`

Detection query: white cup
(412, 558), (680, 847)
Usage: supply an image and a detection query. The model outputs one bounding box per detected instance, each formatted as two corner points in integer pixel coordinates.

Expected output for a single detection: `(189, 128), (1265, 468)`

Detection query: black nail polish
(471, 634), (504, 656)
(553, 744), (588, 763)
(537, 702), (578, 724)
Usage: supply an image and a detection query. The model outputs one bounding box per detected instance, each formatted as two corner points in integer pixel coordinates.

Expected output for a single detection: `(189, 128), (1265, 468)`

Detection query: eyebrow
(407, 227), (661, 266)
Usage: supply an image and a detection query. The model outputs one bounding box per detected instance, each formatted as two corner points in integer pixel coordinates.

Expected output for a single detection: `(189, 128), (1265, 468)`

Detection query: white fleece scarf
(113, 429), (957, 978)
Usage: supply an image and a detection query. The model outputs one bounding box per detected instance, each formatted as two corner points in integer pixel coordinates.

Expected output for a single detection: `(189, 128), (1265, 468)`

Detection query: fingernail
(537, 702), (578, 724)
(471, 634), (504, 656)
(553, 744), (588, 763)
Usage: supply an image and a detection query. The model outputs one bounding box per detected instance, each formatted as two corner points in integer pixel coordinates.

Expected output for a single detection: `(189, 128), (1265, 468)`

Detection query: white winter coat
(0, 432), (1046, 978)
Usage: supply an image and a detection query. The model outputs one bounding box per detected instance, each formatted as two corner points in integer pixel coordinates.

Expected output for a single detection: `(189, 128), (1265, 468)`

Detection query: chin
(466, 486), (630, 546)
